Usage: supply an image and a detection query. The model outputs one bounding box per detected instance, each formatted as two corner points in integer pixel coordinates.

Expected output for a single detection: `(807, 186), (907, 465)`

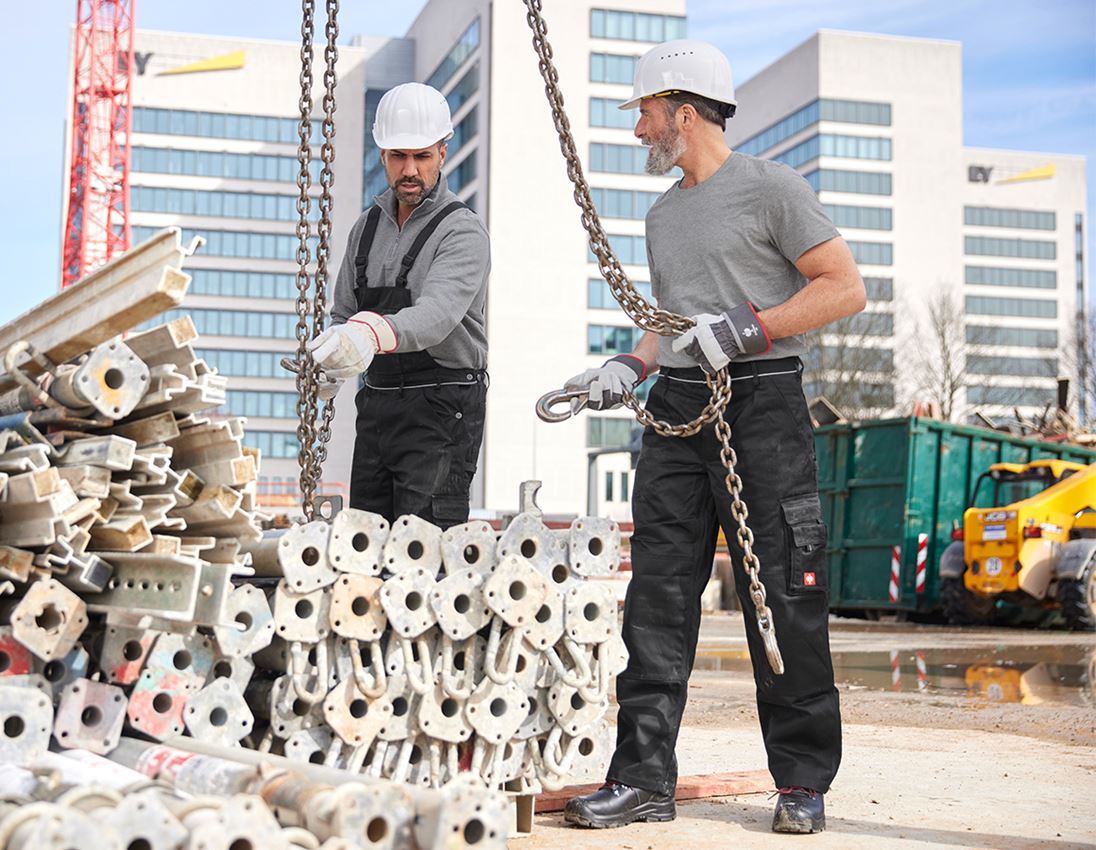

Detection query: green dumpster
(813, 417), (1096, 615)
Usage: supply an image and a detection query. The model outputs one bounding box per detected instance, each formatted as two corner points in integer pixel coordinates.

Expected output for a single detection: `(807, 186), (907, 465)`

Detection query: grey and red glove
(671, 303), (771, 373)
(564, 354), (646, 410)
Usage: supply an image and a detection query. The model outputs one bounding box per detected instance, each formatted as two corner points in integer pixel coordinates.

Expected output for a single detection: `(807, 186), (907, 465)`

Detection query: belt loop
(750, 360), (761, 388)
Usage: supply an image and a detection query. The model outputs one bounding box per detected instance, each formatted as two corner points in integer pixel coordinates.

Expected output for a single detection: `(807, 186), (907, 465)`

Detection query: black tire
(940, 576), (995, 626)
(1059, 561), (1096, 632)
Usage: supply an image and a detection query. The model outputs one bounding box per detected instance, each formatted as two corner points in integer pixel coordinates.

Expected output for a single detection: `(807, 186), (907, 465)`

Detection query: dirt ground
(515, 613), (1096, 850)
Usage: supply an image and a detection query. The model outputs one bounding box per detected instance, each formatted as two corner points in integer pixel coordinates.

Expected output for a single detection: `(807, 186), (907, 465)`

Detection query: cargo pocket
(780, 493), (828, 594)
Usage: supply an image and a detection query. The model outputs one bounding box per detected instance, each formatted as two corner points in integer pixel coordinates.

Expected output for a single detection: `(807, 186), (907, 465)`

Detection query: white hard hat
(372, 82), (454, 149)
(619, 39), (736, 115)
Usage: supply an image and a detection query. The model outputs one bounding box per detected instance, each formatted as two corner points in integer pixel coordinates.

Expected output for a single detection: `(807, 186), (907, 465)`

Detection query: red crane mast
(61, 0), (135, 288)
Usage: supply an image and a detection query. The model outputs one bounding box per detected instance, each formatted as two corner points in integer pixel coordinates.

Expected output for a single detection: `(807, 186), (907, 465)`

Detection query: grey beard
(645, 133), (686, 175)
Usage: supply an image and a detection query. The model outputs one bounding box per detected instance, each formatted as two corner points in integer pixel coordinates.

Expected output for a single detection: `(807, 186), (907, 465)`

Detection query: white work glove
(564, 354), (646, 410)
(316, 374), (343, 401)
(306, 311), (397, 380)
(671, 303), (770, 373)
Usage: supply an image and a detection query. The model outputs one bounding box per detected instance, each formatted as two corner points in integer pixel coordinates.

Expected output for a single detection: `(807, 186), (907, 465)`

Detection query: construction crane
(61, 0), (135, 288)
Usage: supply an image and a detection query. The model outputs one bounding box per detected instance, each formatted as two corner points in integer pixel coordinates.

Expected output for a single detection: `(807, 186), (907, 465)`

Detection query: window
(590, 97), (636, 129)
(224, 390), (301, 419)
(863, 277), (893, 301)
(804, 380), (894, 408)
(132, 186), (307, 223)
(773, 134), (891, 168)
(848, 241), (893, 266)
(964, 266), (1057, 290)
(133, 106), (318, 144)
(589, 142), (650, 175)
(823, 204), (892, 230)
(426, 18), (480, 90)
(964, 295), (1057, 319)
(620, 471), (630, 501)
(449, 107), (479, 157)
(605, 471), (614, 501)
(132, 146), (312, 184)
(588, 278), (652, 309)
(133, 226), (315, 261)
(589, 187), (661, 220)
(156, 308), (297, 339)
(189, 270), (299, 300)
(964, 236), (1056, 260)
(588, 324), (643, 354)
(590, 9), (687, 42)
(804, 169), (892, 196)
(446, 62), (479, 113)
(838, 312), (894, 336)
(964, 206), (1055, 231)
(242, 431), (301, 458)
(966, 385), (1056, 406)
(589, 234), (647, 265)
(590, 52), (640, 84)
(587, 416), (635, 448)
(195, 348), (294, 377)
(738, 100), (891, 157)
(966, 325), (1058, 348)
(448, 154), (477, 194)
(804, 345), (894, 372)
(967, 355), (1057, 377)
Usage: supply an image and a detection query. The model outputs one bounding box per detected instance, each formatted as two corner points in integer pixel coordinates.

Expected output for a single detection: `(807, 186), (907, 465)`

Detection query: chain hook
(535, 388), (588, 423)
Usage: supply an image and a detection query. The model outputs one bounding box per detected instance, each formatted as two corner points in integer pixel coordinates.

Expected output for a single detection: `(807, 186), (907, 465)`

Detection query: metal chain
(292, 0), (340, 520)
(522, 0), (783, 674)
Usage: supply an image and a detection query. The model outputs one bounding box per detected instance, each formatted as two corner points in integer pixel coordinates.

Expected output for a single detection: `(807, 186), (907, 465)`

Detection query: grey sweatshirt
(330, 174), (490, 370)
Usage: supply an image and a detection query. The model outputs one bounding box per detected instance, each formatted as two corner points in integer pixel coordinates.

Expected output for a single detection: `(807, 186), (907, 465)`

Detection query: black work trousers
(607, 358), (842, 796)
(349, 373), (487, 530)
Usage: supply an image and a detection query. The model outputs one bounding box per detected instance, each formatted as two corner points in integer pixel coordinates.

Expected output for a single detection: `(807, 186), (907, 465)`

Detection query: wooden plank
(0, 228), (196, 394)
(533, 770), (772, 813)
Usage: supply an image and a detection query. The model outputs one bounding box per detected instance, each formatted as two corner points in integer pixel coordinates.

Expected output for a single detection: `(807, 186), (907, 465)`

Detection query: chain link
(292, 0), (340, 521)
(522, 0), (783, 674)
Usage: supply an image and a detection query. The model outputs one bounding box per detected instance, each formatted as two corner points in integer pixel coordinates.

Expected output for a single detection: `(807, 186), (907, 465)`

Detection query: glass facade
(362, 88), (386, 207)
(848, 241), (893, 266)
(446, 63), (480, 114)
(242, 431), (301, 459)
(448, 155), (477, 194)
(589, 234), (647, 266)
(805, 169), (892, 195)
(590, 142), (649, 175)
(964, 236), (1056, 260)
(967, 355), (1057, 377)
(133, 107), (319, 144)
(588, 278), (652, 309)
(589, 187), (661, 220)
(964, 266), (1057, 289)
(839, 312), (894, 336)
(590, 97), (636, 129)
(426, 18), (480, 90)
(590, 9), (687, 42)
(449, 107), (479, 157)
(189, 270), (300, 300)
(133, 226), (315, 261)
(588, 324), (643, 354)
(590, 52), (640, 84)
(964, 206), (1056, 231)
(966, 325), (1058, 348)
(823, 204), (892, 230)
(132, 146), (314, 183)
(864, 277), (893, 301)
(132, 186), (312, 223)
(965, 295), (1057, 319)
(737, 99), (892, 157)
(773, 134), (892, 168)
(159, 308), (298, 340)
(587, 416), (637, 448)
(967, 385), (1056, 406)
(195, 348), (294, 377)
(804, 345), (894, 371)
(225, 390), (301, 419)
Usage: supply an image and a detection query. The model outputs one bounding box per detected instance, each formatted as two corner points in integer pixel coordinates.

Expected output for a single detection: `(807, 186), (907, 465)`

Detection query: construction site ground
(519, 613), (1096, 850)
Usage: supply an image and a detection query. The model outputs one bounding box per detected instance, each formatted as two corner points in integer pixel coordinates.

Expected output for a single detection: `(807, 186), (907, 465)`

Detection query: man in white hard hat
(307, 82), (489, 529)
(562, 40), (863, 834)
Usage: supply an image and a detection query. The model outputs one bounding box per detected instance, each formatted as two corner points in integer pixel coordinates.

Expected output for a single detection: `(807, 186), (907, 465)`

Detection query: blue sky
(2, 0), (1093, 324)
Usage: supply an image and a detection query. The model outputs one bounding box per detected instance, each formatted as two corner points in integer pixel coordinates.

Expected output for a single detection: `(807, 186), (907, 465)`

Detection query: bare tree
(915, 290), (968, 421)
(802, 313), (897, 420)
(1056, 310), (1096, 429)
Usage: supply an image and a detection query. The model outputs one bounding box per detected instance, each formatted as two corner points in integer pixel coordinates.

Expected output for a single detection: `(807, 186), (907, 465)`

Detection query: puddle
(694, 644), (1096, 707)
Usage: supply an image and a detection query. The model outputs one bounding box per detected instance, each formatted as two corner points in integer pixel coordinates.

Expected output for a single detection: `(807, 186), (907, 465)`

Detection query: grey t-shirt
(645, 152), (839, 367)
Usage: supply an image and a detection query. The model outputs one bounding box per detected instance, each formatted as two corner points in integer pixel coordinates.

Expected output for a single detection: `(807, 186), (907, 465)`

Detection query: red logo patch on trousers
(803, 572), (816, 586)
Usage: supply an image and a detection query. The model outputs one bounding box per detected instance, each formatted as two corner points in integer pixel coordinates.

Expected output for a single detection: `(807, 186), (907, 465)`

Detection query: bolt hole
(352, 532), (369, 552)
(579, 737), (595, 756)
(453, 652), (466, 671)
(301, 547), (320, 567)
(0, 652), (10, 674)
(295, 599), (314, 619)
(213, 661), (233, 679)
(235, 611), (253, 630)
(583, 603), (600, 622)
(35, 604), (63, 634)
(520, 539), (537, 559)
(588, 537), (604, 557)
(128, 839), (153, 850)
(463, 545), (480, 564)
(3, 716), (24, 738)
(441, 698), (459, 718)
(309, 750), (325, 764)
(570, 693), (585, 711)
(454, 594), (471, 614)
(352, 596), (370, 616)
(350, 699), (368, 719)
(43, 660), (66, 682)
(535, 605), (551, 624)
(552, 564), (569, 584)
(393, 696), (409, 717)
(464, 820), (486, 845)
(489, 698), (507, 718)
(366, 817), (389, 842)
(80, 706), (102, 727)
(122, 641), (143, 661)
(292, 699), (310, 717)
(405, 591), (423, 611)
(407, 541), (424, 560)
(210, 707), (228, 727)
(508, 581), (527, 601)
(172, 650), (192, 670)
(152, 693), (172, 714)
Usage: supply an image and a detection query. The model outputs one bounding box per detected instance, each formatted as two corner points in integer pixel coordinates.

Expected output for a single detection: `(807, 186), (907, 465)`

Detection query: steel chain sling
(291, 0), (340, 521)
(522, 0), (784, 674)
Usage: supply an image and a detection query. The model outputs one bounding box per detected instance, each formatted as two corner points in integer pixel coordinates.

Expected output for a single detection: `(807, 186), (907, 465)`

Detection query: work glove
(670, 303), (770, 373)
(306, 311), (397, 380)
(564, 354), (646, 410)
(316, 374), (343, 401)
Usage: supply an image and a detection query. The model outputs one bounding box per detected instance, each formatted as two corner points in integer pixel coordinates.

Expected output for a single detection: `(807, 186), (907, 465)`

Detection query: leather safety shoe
(772, 786), (825, 833)
(564, 781), (676, 829)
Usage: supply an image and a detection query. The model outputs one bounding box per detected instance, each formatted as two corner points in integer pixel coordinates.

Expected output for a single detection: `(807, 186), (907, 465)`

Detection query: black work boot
(772, 787), (826, 833)
(564, 780), (676, 829)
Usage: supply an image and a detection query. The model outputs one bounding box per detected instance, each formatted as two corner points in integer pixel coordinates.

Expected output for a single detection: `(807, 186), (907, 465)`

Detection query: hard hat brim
(374, 130), (454, 150)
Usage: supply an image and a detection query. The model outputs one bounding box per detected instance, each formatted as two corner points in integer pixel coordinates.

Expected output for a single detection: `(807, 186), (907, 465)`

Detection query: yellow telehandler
(938, 459), (1096, 630)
